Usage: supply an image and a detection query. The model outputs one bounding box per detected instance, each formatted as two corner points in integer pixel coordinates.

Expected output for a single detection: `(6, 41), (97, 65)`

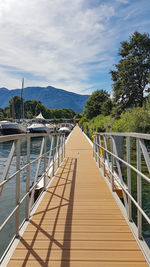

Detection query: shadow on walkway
(20, 157), (77, 267)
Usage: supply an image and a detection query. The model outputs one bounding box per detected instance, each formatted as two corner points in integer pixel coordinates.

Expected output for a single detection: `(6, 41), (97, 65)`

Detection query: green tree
(110, 31), (150, 114)
(24, 100), (41, 118)
(101, 99), (113, 116)
(84, 90), (110, 119)
(9, 96), (22, 119)
(35, 102), (47, 117)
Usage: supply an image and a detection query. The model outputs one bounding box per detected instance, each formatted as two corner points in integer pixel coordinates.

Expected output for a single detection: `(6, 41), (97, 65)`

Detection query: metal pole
(137, 138), (142, 239)
(57, 135), (60, 168)
(103, 136), (105, 176)
(126, 136), (132, 221)
(61, 135), (63, 163)
(64, 134), (66, 158)
(110, 136), (114, 192)
(98, 135), (100, 168)
(93, 135), (94, 158)
(16, 140), (20, 237)
(26, 136), (30, 220)
(44, 136), (47, 190)
(52, 148), (55, 176)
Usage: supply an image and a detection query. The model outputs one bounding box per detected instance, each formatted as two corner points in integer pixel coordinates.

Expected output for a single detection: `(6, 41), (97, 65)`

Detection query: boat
(26, 123), (49, 133)
(58, 126), (71, 134)
(0, 120), (26, 135)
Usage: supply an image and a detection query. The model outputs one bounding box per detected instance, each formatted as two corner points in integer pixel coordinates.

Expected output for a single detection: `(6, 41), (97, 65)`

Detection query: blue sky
(0, 0), (150, 95)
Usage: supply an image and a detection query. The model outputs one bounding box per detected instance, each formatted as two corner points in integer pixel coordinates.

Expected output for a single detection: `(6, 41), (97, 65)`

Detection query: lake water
(0, 137), (52, 259)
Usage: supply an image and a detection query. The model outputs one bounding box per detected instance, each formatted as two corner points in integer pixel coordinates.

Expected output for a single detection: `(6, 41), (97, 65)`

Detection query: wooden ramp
(7, 126), (148, 267)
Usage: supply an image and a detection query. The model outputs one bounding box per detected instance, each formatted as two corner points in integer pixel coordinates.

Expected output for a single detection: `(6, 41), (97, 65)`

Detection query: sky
(0, 0), (150, 95)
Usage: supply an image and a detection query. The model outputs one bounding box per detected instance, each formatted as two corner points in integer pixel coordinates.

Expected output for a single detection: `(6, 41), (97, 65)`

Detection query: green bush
(113, 107), (150, 133)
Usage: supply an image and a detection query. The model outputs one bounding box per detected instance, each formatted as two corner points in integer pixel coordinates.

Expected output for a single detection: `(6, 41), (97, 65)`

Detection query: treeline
(79, 31), (150, 136)
(0, 96), (75, 120)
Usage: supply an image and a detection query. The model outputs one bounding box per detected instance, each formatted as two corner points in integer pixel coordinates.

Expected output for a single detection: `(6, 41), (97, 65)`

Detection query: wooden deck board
(7, 126), (148, 266)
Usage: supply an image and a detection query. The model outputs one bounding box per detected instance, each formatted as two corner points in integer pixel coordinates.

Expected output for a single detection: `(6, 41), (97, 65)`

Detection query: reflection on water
(0, 137), (52, 259)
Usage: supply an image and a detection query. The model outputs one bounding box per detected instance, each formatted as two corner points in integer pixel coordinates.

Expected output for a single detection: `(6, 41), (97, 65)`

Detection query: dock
(6, 126), (148, 266)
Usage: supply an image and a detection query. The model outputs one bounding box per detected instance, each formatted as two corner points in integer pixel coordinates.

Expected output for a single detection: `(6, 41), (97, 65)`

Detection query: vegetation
(84, 90), (112, 119)
(80, 31), (150, 135)
(0, 97), (75, 120)
(110, 31), (150, 115)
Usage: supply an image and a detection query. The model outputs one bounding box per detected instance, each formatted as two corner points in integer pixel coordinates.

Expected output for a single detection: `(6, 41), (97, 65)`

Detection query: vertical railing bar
(29, 137), (45, 211)
(103, 136), (111, 177)
(139, 139), (150, 173)
(93, 135), (94, 158)
(52, 147), (55, 176)
(64, 134), (66, 158)
(126, 136), (132, 221)
(47, 135), (54, 180)
(0, 141), (16, 196)
(110, 136), (114, 192)
(44, 136), (47, 191)
(56, 134), (59, 168)
(16, 139), (20, 237)
(137, 138), (142, 239)
(60, 135), (63, 163)
(94, 135), (96, 161)
(112, 137), (128, 213)
(102, 136), (106, 176)
(26, 136), (30, 220)
(57, 135), (60, 168)
(98, 135), (100, 168)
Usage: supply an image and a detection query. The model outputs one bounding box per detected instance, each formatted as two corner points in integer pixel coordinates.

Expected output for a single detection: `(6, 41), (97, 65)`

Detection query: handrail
(93, 132), (150, 242)
(0, 131), (65, 261)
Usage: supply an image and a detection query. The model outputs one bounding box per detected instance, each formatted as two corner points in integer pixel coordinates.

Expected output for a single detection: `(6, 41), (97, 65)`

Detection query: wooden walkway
(7, 126), (148, 266)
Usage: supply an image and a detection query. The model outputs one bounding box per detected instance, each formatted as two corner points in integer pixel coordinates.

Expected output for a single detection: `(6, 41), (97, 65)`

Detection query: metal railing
(93, 132), (150, 242)
(0, 132), (65, 260)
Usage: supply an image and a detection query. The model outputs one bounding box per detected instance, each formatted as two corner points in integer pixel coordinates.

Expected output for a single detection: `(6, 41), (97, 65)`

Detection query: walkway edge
(97, 166), (150, 266)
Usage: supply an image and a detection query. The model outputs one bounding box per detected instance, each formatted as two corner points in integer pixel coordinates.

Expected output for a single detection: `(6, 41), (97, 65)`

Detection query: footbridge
(0, 126), (150, 266)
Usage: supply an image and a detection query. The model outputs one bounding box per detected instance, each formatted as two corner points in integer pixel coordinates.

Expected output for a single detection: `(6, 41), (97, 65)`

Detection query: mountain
(0, 86), (90, 113)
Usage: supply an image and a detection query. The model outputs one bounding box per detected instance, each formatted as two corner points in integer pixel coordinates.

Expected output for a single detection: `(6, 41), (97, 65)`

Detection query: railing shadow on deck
(19, 156), (77, 267)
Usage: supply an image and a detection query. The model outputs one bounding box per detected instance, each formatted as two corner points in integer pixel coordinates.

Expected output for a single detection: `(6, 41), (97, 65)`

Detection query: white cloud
(0, 0), (116, 93)
(0, 0), (149, 94)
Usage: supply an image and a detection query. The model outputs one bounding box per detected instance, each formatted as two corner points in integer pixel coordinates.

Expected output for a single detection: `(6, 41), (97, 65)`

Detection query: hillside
(0, 86), (89, 113)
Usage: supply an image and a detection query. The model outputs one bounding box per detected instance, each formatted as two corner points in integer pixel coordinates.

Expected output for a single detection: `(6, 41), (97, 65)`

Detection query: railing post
(44, 136), (47, 190)
(58, 135), (60, 167)
(26, 136), (30, 221)
(110, 136), (114, 192)
(98, 135), (100, 168)
(52, 147), (55, 176)
(137, 138), (142, 239)
(126, 136), (132, 221)
(93, 135), (95, 158)
(61, 135), (63, 162)
(93, 135), (96, 161)
(63, 134), (66, 158)
(103, 136), (106, 176)
(16, 140), (20, 237)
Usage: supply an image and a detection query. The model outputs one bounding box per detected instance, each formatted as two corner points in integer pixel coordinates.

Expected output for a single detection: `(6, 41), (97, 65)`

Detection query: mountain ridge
(0, 86), (90, 113)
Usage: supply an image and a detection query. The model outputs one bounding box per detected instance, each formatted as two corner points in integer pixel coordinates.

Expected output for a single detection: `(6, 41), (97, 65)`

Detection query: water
(0, 137), (52, 259)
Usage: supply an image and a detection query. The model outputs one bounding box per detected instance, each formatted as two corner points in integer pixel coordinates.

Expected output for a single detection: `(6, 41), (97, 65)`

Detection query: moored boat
(26, 123), (49, 133)
(0, 120), (26, 135)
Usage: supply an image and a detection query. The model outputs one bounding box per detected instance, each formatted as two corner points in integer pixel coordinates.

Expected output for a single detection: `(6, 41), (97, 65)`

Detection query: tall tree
(110, 31), (150, 114)
(84, 90), (110, 119)
(9, 96), (22, 119)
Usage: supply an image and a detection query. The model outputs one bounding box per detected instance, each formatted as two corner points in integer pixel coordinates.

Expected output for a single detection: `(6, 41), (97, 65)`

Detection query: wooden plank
(7, 260), (148, 267)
